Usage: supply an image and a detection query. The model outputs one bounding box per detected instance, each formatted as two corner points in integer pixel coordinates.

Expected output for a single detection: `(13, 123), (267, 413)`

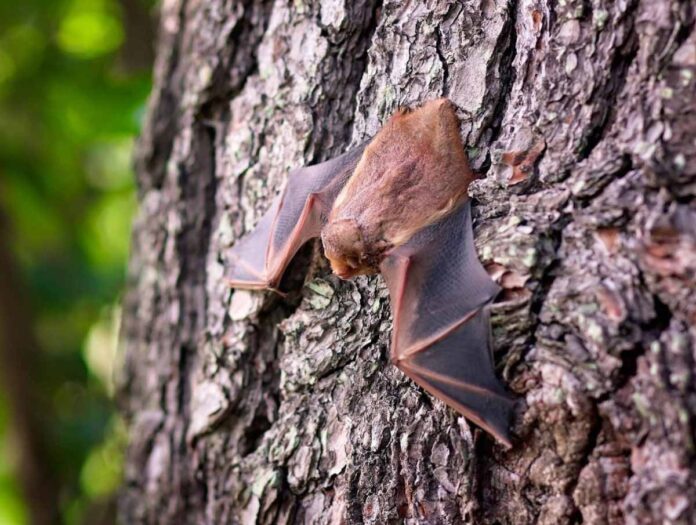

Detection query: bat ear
(433, 99), (460, 131)
(433, 97), (455, 110)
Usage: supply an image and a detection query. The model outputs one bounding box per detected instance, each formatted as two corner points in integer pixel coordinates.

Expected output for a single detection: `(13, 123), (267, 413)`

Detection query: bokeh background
(0, 0), (156, 522)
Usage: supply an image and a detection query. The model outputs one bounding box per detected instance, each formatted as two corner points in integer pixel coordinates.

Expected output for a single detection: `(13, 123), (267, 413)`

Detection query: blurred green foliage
(0, 0), (154, 522)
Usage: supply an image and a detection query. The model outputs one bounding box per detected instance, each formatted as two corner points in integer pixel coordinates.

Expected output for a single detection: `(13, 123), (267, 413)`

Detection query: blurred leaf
(83, 306), (121, 394)
(0, 47), (16, 88)
(84, 191), (136, 268)
(0, 477), (27, 525)
(58, 7), (123, 58)
(80, 416), (126, 498)
(0, 171), (67, 260)
(86, 139), (136, 191)
(2, 24), (46, 76)
(0, 418), (27, 525)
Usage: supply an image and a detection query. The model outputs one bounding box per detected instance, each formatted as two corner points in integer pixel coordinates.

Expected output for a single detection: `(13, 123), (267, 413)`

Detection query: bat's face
(321, 98), (475, 280)
(320, 218), (387, 278)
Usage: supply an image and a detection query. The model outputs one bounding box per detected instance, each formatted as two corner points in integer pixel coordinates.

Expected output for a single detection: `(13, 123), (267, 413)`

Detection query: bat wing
(380, 199), (514, 446)
(226, 143), (367, 290)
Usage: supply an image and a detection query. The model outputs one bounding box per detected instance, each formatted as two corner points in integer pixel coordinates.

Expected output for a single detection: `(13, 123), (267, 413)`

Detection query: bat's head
(321, 218), (386, 279)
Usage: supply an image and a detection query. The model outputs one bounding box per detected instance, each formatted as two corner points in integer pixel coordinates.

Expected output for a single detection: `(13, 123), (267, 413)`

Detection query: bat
(226, 99), (515, 446)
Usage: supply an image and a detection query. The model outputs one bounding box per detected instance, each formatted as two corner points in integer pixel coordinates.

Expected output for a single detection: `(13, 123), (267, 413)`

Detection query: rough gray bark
(118, 0), (696, 523)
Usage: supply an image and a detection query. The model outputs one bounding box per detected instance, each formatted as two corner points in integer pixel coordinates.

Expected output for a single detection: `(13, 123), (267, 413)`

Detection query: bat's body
(226, 99), (514, 446)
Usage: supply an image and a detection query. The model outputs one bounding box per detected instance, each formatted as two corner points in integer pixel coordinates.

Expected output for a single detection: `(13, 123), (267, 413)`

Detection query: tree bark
(118, 0), (696, 523)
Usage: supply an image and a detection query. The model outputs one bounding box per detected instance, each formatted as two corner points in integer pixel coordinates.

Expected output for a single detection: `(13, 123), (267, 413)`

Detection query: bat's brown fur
(322, 99), (474, 279)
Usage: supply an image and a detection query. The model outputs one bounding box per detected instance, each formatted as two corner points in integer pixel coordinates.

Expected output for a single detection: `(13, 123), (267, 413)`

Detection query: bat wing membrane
(226, 143), (367, 290)
(380, 199), (514, 446)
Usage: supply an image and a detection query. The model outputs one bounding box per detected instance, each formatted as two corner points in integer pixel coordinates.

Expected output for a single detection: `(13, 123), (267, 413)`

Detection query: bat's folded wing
(380, 199), (514, 446)
(226, 143), (366, 290)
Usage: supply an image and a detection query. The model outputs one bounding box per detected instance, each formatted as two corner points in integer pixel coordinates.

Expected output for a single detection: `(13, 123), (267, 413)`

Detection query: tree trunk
(118, 0), (696, 523)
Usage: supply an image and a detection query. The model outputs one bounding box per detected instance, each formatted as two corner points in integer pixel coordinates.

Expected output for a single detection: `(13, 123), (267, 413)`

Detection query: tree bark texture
(119, 0), (696, 523)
